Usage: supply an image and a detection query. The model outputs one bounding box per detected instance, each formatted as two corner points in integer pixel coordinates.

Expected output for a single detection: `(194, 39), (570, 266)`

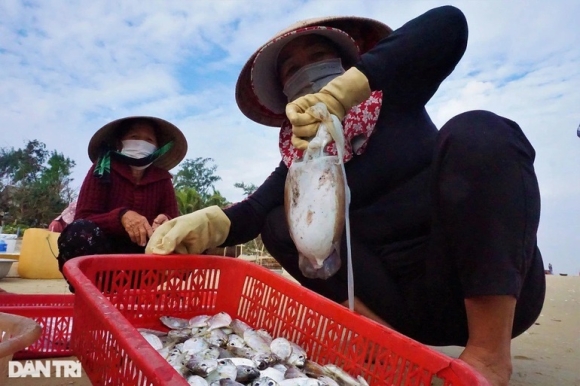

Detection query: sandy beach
(1, 259), (578, 386)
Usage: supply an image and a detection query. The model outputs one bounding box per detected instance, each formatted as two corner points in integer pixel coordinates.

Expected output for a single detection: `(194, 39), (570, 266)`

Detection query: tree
(173, 157), (221, 198)
(204, 189), (229, 208)
(175, 187), (229, 215)
(0, 141), (76, 227)
(0, 140), (48, 187)
(175, 188), (203, 215)
(40, 151), (77, 203)
(234, 182), (258, 197)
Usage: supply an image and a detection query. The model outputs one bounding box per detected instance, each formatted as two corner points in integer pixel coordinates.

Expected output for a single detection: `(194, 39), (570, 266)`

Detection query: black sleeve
(222, 161), (288, 245)
(356, 5), (468, 108)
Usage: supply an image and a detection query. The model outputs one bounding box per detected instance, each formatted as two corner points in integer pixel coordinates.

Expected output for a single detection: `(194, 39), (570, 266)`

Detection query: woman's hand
(152, 214), (169, 232)
(286, 67), (371, 149)
(120, 210), (153, 247)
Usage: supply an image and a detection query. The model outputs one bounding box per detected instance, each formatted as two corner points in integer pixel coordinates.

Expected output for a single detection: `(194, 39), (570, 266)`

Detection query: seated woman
(57, 116), (187, 290)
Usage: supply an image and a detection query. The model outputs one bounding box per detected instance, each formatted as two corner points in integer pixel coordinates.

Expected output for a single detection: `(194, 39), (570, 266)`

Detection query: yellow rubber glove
(145, 206), (231, 255)
(286, 67), (371, 150)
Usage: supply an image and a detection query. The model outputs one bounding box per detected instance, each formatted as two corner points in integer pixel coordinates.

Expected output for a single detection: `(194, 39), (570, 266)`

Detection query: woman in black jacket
(148, 7), (545, 385)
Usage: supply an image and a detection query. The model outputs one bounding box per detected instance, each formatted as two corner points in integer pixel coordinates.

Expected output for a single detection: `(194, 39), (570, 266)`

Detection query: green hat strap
(93, 141), (174, 181)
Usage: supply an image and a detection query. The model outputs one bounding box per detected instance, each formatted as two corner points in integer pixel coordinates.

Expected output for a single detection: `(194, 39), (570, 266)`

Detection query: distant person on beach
(56, 116), (187, 291)
(147, 7), (545, 385)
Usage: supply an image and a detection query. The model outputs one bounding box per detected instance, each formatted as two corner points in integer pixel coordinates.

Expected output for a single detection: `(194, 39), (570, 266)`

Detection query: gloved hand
(286, 67), (371, 150)
(145, 206), (231, 255)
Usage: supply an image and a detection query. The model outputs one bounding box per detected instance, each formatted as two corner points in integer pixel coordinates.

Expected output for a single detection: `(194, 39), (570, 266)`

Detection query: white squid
(284, 103), (351, 280)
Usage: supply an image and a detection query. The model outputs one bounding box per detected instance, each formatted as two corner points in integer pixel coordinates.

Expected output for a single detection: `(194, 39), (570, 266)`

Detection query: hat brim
(88, 116), (188, 170)
(236, 16), (392, 127)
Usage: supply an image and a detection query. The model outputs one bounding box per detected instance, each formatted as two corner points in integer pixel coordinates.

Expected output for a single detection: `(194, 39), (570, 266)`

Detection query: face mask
(120, 140), (157, 170)
(283, 58), (345, 102)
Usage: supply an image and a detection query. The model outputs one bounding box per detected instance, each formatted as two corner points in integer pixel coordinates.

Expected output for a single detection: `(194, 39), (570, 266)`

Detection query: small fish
(302, 361), (325, 378)
(186, 374), (209, 386)
(244, 329), (272, 353)
(252, 376), (279, 386)
(186, 358), (218, 377)
(278, 378), (323, 386)
(218, 347), (235, 359)
(160, 316), (190, 330)
(183, 336), (210, 355)
(278, 379), (323, 386)
(157, 346), (171, 360)
(284, 365), (308, 379)
(317, 376), (339, 386)
(322, 364), (360, 386)
(224, 357), (255, 367)
(256, 329), (274, 344)
(235, 364), (261, 384)
(259, 367), (286, 383)
(206, 329), (229, 348)
(252, 352), (279, 370)
(287, 343), (307, 368)
(270, 337), (292, 362)
(166, 349), (187, 375)
(204, 363), (237, 384)
(168, 329), (193, 343)
(191, 326), (210, 337)
(229, 345), (257, 360)
(189, 314), (211, 328)
(140, 332), (163, 350)
(137, 328), (167, 337)
(272, 363), (288, 374)
(227, 334), (248, 349)
(231, 319), (252, 337)
(208, 312), (232, 331)
(191, 347), (221, 361)
(220, 379), (245, 386)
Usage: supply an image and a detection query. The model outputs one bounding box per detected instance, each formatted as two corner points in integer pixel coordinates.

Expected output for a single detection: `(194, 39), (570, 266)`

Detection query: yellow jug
(17, 228), (63, 279)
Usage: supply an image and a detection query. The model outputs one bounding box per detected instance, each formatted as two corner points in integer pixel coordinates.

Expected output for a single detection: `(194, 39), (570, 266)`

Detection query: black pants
(57, 219), (145, 292)
(261, 110), (545, 346)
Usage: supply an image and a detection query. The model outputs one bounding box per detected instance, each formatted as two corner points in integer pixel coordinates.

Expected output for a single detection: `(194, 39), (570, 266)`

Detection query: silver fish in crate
(284, 103), (348, 279)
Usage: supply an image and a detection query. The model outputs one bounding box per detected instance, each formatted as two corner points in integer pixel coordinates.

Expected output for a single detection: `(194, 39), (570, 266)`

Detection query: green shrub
(1, 223), (29, 235)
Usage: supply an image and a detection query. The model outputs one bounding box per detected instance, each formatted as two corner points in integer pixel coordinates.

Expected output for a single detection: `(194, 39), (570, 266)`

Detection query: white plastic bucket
(0, 234), (17, 253)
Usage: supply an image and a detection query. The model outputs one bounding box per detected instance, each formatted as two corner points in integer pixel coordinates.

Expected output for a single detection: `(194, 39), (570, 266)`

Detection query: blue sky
(1, 0), (579, 274)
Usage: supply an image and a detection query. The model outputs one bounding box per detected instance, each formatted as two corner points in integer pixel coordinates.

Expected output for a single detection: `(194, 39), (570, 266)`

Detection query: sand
(432, 275), (580, 386)
(1, 260), (578, 385)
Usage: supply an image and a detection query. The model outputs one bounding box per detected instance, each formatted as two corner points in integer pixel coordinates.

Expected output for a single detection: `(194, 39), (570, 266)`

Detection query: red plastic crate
(0, 294), (74, 359)
(64, 254), (489, 386)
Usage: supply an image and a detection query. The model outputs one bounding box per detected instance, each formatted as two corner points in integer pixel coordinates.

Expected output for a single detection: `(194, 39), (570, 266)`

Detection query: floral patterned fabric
(57, 219), (144, 292)
(279, 91), (383, 167)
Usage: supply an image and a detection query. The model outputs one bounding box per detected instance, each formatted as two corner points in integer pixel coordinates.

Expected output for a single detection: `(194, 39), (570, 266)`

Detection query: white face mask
(283, 58), (345, 102)
(120, 140), (157, 170)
